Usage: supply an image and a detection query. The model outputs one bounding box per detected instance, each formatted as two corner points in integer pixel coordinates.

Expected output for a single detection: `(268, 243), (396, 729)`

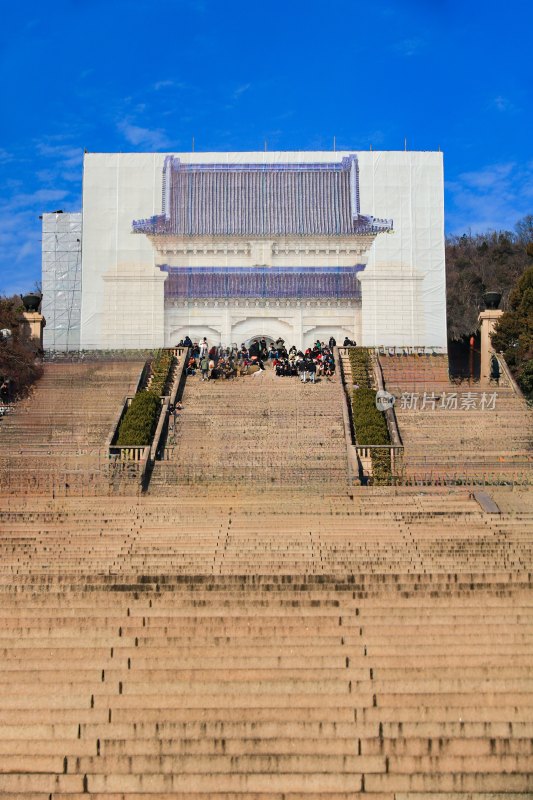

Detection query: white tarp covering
(42, 212), (82, 351)
(79, 151), (446, 350)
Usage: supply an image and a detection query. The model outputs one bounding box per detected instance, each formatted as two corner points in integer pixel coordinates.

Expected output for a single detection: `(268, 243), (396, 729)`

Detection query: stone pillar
(22, 312), (46, 349)
(478, 309), (503, 382)
(222, 308), (232, 347)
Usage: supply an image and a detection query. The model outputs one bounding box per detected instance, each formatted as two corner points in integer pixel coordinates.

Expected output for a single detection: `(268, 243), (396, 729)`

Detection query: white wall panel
(80, 151), (446, 350)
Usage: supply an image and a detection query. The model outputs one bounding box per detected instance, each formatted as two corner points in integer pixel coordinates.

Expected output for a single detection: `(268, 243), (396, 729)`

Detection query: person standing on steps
(329, 336), (336, 349)
(200, 355), (209, 381)
(199, 337), (208, 358)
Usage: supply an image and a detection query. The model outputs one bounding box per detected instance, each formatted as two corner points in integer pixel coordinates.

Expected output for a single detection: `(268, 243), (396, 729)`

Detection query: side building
(42, 150), (447, 350)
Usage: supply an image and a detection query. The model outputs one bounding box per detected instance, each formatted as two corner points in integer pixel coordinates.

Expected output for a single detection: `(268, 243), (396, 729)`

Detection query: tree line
(446, 215), (533, 340)
(446, 214), (533, 400)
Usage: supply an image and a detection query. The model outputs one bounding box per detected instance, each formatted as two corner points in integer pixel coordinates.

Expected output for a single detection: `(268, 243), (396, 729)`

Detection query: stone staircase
(150, 365), (348, 490)
(0, 361), (143, 495)
(377, 353), (451, 395)
(378, 354), (533, 484)
(0, 355), (533, 796)
(0, 489), (532, 797)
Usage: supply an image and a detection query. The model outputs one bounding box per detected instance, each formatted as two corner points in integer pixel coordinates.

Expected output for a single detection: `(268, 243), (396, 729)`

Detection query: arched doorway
(242, 334), (276, 349)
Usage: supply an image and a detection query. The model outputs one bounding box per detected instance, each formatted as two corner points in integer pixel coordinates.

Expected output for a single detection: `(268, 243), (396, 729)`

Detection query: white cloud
(446, 161), (533, 234)
(5, 189), (69, 211)
(0, 208), (43, 295)
(36, 141), (83, 170)
(456, 162), (514, 190)
(394, 37), (425, 56)
(233, 83), (251, 100)
(492, 95), (515, 113)
(0, 184), (77, 294)
(117, 119), (171, 150)
(153, 79), (185, 91)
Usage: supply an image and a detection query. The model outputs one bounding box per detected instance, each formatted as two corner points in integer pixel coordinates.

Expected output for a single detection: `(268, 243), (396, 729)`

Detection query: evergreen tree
(491, 267), (533, 401)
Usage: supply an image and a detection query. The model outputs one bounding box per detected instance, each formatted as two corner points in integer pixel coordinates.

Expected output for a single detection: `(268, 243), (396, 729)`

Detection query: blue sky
(0, 0), (531, 295)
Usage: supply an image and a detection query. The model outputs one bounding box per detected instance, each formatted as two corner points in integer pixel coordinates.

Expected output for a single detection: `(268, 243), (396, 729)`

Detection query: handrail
(169, 347), (190, 406)
(495, 354), (525, 399)
(105, 359), (148, 451)
(107, 350), (185, 490)
(134, 359), (152, 394)
(109, 445), (149, 462)
(371, 352), (403, 448)
(150, 348), (190, 463)
(337, 346), (405, 483)
(333, 347), (359, 484)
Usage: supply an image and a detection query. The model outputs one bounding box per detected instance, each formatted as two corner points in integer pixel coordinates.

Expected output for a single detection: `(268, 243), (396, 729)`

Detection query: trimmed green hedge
(351, 387), (389, 445)
(116, 350), (174, 447)
(347, 348), (392, 485)
(149, 350), (173, 396)
(117, 391), (160, 446)
(348, 347), (373, 387)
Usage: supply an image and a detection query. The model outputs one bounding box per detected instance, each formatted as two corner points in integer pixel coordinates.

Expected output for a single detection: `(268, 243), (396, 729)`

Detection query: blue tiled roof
(162, 266), (364, 300)
(133, 156), (393, 237)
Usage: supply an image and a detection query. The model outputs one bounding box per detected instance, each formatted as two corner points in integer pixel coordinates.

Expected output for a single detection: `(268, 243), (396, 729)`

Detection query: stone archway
(232, 317), (294, 348)
(243, 334), (276, 349)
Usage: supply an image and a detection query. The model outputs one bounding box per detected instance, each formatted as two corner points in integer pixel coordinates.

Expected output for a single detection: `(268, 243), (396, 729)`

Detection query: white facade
(75, 150), (446, 350)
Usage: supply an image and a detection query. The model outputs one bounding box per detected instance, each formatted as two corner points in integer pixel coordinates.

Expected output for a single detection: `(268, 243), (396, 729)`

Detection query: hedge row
(347, 348), (392, 485)
(116, 350), (174, 447)
(149, 350), (173, 396)
(348, 347), (373, 387)
(116, 391), (160, 446)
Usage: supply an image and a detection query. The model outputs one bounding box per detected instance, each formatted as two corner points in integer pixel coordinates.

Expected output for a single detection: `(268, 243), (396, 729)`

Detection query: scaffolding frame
(41, 212), (82, 351)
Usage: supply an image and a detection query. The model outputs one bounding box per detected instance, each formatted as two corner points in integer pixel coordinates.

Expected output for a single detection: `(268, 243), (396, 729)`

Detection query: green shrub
(348, 348), (372, 386)
(347, 348), (392, 484)
(117, 391), (160, 446)
(149, 350), (173, 396)
(115, 350), (174, 447)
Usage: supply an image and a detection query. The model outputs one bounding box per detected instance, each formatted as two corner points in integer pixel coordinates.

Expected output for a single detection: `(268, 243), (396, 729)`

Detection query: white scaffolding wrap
(52, 151), (447, 350)
(42, 212), (82, 351)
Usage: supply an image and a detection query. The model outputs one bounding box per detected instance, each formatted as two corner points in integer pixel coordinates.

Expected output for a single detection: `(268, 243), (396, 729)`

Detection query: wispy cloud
(0, 209), (43, 295)
(223, 83), (252, 111)
(446, 161), (533, 233)
(0, 171), (79, 293)
(491, 95), (516, 113)
(117, 119), (171, 150)
(153, 79), (186, 91)
(455, 162), (515, 190)
(233, 83), (251, 100)
(394, 37), (425, 56)
(5, 188), (70, 211)
(36, 141), (83, 170)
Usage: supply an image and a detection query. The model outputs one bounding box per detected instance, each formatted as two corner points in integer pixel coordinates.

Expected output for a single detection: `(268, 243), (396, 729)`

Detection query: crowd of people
(176, 336), (341, 383)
